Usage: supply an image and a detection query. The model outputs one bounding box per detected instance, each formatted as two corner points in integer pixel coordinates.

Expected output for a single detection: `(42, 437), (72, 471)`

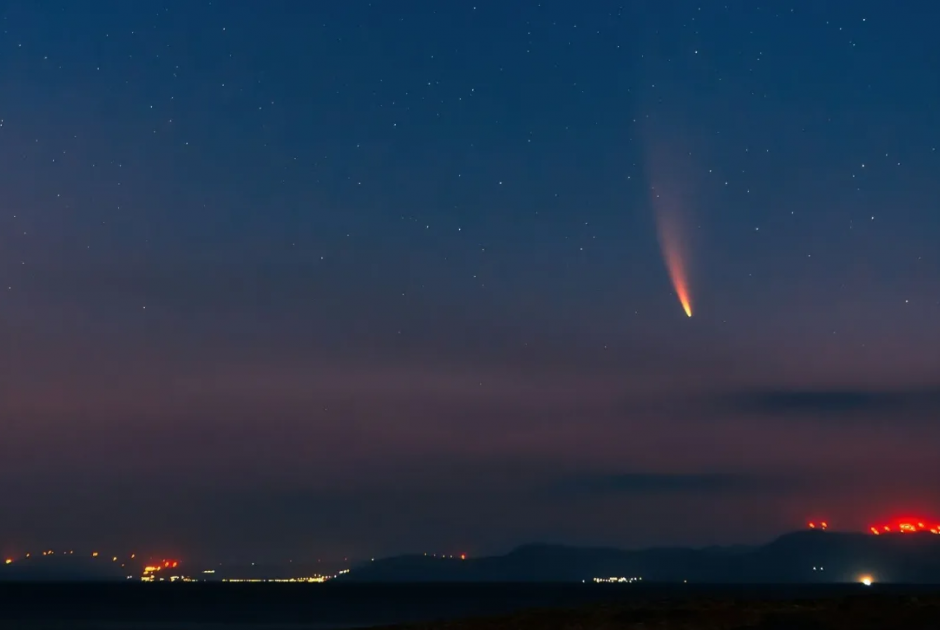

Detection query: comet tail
(652, 190), (693, 318)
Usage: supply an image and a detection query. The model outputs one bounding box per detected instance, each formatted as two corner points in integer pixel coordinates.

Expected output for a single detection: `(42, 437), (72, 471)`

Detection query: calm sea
(0, 583), (927, 629)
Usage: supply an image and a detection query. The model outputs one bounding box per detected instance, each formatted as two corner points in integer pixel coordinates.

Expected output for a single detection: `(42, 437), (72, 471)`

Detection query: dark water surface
(0, 583), (936, 629)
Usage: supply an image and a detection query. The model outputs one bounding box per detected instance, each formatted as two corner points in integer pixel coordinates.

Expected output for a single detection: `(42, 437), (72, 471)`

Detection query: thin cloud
(551, 472), (798, 496)
(717, 388), (940, 419)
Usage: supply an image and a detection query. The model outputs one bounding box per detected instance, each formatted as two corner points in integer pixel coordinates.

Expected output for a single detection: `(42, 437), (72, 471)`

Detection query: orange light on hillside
(868, 517), (940, 535)
(4, 559), (11, 565)
(460, 554), (466, 560)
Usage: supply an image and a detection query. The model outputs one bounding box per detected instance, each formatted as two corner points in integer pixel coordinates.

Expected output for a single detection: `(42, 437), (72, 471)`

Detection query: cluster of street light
(592, 576), (642, 583)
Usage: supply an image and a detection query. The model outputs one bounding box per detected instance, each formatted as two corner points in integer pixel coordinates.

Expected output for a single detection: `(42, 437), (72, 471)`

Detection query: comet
(641, 124), (697, 318)
(652, 185), (693, 317)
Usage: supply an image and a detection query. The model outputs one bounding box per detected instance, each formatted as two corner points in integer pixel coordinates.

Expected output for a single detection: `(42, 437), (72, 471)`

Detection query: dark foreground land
(0, 584), (939, 628)
(387, 594), (940, 630)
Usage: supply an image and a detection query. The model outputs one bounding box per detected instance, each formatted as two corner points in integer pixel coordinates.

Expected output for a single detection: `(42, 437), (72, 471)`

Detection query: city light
(593, 576), (642, 584)
(859, 575), (873, 586)
(141, 559), (182, 581)
(0, 548), (355, 585)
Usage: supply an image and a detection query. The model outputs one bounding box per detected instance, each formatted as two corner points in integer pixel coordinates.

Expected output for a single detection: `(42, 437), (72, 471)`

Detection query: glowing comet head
(677, 285), (692, 318)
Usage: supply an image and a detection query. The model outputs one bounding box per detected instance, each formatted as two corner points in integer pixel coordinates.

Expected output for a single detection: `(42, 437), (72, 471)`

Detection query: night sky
(2, 1), (939, 563)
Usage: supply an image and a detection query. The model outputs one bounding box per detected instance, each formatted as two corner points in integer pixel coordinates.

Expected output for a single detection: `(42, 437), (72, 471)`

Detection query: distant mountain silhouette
(5, 531), (940, 583)
(0, 556), (130, 582)
(339, 531), (940, 583)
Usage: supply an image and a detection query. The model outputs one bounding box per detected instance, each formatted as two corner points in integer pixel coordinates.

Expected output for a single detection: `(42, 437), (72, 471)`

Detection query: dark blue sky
(1, 1), (939, 562)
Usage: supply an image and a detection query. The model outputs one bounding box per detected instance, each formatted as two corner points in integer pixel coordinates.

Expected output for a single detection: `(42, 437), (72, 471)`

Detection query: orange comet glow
(652, 186), (693, 317)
